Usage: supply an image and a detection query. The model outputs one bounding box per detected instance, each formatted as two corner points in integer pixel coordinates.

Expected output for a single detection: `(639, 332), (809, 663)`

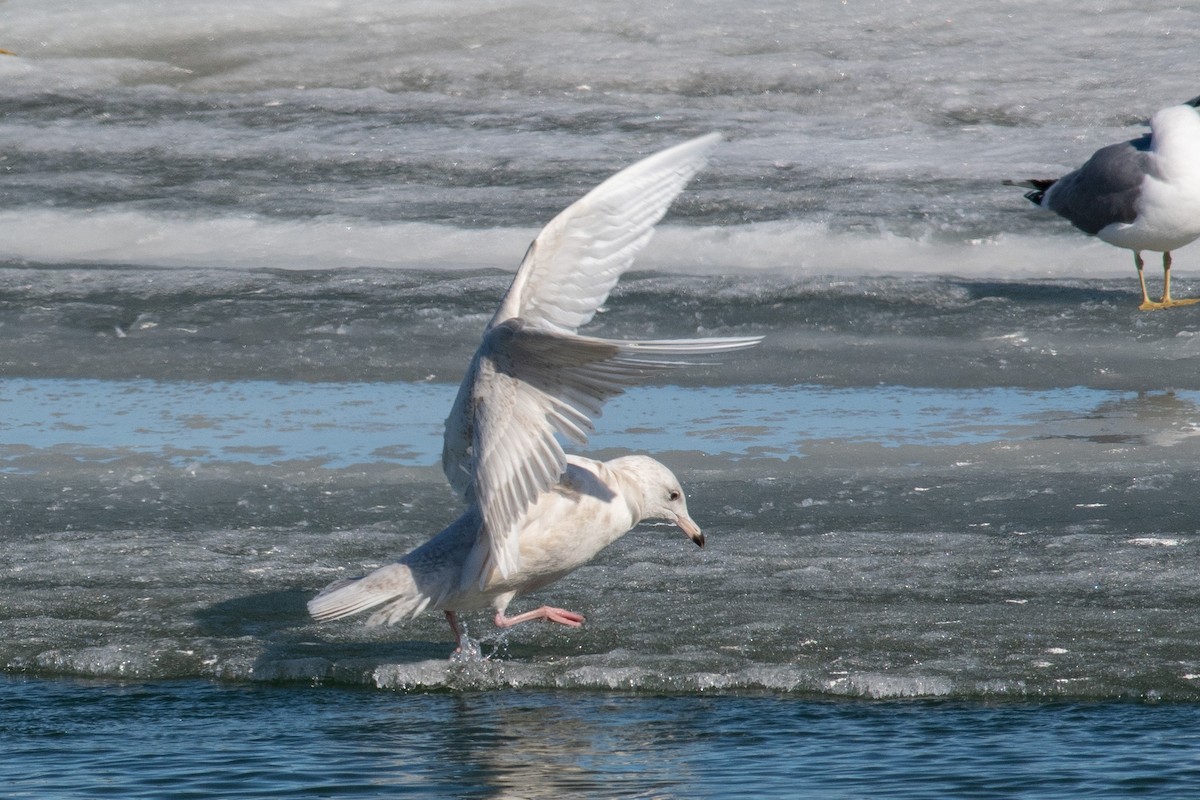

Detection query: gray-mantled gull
(308, 133), (762, 651)
(1007, 96), (1200, 310)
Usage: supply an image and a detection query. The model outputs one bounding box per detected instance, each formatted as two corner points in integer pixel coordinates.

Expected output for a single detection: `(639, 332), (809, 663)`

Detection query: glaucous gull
(308, 132), (761, 651)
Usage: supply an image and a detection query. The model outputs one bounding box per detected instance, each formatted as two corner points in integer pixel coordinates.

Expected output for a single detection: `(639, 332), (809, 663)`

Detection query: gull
(1007, 96), (1200, 310)
(309, 453), (704, 649)
(308, 133), (761, 651)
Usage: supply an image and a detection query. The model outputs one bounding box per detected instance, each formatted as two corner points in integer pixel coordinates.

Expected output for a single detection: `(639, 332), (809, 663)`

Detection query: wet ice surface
(4, 328), (1200, 698)
(5, 0), (1200, 700)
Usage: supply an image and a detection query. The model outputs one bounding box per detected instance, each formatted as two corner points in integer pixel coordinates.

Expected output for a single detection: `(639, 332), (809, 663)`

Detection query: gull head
(614, 455), (705, 548)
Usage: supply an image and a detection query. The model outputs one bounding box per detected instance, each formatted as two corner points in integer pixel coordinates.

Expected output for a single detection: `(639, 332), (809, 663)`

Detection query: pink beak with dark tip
(674, 513), (705, 548)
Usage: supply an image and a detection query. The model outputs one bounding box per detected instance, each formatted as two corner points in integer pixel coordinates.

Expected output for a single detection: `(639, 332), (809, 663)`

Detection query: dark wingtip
(1004, 178), (1056, 189)
(1186, 95), (1200, 109)
(1005, 178), (1055, 206)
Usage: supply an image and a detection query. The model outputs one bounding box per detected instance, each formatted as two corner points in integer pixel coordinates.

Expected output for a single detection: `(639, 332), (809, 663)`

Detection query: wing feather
(490, 133), (722, 333)
(466, 321), (761, 578)
(438, 132), (763, 582)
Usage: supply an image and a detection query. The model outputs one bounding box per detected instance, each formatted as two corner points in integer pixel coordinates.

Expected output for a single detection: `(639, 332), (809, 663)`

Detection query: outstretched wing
(460, 320), (761, 580)
(440, 132), (762, 582)
(489, 132), (722, 333)
(443, 132), (725, 501)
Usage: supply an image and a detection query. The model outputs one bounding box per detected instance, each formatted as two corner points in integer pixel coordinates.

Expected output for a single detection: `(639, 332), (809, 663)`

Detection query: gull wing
(457, 320), (761, 580)
(489, 132), (722, 333)
(1043, 139), (1149, 235)
(443, 132), (725, 501)
(440, 131), (761, 582)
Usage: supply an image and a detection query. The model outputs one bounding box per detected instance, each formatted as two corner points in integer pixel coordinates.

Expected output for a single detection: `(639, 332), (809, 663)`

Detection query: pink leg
(445, 610), (464, 651)
(495, 606), (585, 629)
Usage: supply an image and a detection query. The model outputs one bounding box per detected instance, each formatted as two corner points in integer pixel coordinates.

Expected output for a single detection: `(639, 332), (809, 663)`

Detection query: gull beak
(674, 513), (705, 548)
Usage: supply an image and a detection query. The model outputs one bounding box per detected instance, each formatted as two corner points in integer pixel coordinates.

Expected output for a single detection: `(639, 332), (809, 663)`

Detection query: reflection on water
(440, 694), (686, 799)
(1038, 390), (1200, 447)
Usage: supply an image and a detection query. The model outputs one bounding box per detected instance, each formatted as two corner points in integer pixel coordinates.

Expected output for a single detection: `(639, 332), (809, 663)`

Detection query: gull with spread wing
(308, 133), (761, 651)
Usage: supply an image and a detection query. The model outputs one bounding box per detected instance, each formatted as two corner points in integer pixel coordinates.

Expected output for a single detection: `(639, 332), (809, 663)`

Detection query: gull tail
(307, 563), (435, 626)
(1003, 178), (1058, 206)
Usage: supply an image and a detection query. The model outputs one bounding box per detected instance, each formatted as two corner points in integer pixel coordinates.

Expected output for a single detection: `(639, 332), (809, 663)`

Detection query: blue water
(0, 377), (1139, 468)
(6, 677), (1200, 799)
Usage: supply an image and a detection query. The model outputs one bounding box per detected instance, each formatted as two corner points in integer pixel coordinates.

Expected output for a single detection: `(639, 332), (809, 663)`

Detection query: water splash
(448, 623), (513, 664)
(449, 633), (484, 664)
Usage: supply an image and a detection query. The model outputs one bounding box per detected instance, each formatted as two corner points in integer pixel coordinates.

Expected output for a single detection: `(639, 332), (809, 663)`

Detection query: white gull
(1008, 97), (1200, 310)
(308, 133), (761, 651)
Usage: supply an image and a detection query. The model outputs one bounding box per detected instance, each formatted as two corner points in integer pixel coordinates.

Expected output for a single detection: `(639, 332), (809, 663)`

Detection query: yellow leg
(1137, 251), (1200, 310)
(1136, 252), (1161, 310)
(1159, 251), (1200, 308)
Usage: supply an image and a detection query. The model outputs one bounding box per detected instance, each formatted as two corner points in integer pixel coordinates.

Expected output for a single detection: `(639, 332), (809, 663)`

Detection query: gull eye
(668, 490), (681, 502)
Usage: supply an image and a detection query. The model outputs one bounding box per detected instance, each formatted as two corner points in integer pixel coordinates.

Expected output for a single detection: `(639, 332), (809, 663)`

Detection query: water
(4, 0), (1200, 796)
(6, 678), (1200, 799)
